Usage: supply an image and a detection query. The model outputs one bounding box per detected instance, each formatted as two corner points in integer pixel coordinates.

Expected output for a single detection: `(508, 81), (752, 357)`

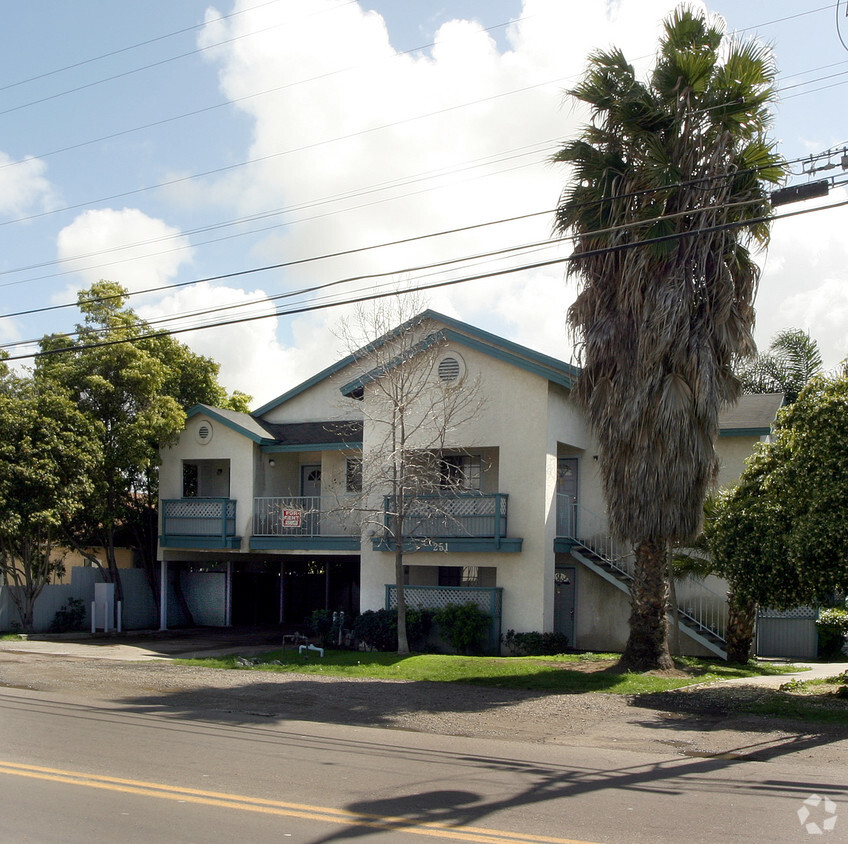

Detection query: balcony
(250, 496), (360, 551)
(160, 498), (240, 549)
(374, 492), (522, 553)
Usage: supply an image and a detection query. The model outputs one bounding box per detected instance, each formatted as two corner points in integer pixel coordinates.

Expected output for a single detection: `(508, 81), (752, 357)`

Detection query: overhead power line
(0, 150), (819, 326)
(5, 194), (846, 363)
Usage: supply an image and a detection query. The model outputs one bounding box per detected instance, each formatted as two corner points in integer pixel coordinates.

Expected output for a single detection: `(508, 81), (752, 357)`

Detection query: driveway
(0, 627), (285, 662)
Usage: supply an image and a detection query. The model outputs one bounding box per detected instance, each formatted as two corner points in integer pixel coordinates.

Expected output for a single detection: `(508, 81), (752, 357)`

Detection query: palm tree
(738, 328), (822, 404)
(554, 8), (786, 670)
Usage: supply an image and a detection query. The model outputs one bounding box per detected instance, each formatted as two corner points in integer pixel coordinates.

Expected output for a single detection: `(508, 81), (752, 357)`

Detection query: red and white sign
(282, 508), (302, 528)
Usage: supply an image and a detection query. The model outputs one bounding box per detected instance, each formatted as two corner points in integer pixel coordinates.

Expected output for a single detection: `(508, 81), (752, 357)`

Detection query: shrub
(352, 607), (435, 652)
(309, 609), (335, 646)
(353, 609), (397, 651)
(405, 607), (434, 649)
(49, 598), (86, 634)
(816, 607), (848, 659)
(502, 630), (570, 656)
(434, 603), (490, 654)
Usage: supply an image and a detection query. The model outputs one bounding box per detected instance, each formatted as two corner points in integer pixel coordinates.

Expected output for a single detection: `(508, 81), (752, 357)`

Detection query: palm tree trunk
(621, 540), (674, 671)
(725, 592), (757, 663)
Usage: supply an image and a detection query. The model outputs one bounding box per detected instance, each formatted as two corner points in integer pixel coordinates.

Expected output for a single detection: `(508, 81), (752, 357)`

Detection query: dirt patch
(1, 648), (847, 765)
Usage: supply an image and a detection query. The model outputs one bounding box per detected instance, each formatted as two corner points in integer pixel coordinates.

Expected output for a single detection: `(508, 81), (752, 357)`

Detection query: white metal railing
(253, 496), (358, 538)
(556, 495), (727, 642)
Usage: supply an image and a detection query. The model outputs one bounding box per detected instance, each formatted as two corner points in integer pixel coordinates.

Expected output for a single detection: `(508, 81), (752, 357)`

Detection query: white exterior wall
(357, 339), (558, 635)
(715, 435), (761, 489)
(261, 371), (362, 424)
(159, 413), (258, 551)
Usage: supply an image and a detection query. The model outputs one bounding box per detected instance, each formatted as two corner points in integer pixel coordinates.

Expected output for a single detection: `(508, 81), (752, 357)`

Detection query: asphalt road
(0, 680), (845, 844)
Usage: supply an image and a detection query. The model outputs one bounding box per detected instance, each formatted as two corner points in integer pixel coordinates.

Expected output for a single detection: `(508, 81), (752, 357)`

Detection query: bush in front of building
(433, 603), (490, 654)
(352, 608), (434, 652)
(501, 629), (571, 656)
(816, 607), (848, 659)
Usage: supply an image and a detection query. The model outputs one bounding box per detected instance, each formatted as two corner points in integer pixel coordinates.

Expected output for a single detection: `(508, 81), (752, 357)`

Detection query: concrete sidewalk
(0, 627), (286, 662)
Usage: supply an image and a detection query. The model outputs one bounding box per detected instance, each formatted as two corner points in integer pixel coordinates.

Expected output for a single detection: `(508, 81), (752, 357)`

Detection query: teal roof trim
(719, 427), (770, 438)
(187, 404), (274, 445)
(262, 441), (362, 453)
(251, 355), (359, 417)
(253, 310), (579, 415)
(339, 322), (578, 398)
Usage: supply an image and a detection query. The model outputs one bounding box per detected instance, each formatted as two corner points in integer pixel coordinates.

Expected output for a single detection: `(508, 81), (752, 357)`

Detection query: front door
(301, 465), (322, 535)
(554, 566), (576, 646)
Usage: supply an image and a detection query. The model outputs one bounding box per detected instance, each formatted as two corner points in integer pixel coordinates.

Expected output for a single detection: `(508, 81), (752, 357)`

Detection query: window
(346, 458), (362, 493)
(183, 463), (199, 498)
(439, 566), (487, 587)
(438, 566), (462, 587)
(438, 455), (481, 490)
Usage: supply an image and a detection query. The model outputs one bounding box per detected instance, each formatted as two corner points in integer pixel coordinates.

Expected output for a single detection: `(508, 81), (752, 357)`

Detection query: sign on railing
(253, 497), (356, 537)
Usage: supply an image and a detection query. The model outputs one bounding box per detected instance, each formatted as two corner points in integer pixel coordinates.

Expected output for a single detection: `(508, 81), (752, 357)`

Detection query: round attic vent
(195, 420), (213, 445)
(438, 355), (462, 382)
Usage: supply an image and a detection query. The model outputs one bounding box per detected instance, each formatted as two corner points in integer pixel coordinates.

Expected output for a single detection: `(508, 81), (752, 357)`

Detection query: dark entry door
(301, 465), (322, 535)
(554, 566), (576, 646)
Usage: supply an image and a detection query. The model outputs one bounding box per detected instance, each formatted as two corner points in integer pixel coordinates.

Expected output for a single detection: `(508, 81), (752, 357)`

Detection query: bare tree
(335, 298), (483, 654)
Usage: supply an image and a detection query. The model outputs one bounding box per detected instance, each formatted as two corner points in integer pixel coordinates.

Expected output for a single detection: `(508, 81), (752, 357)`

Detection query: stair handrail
(557, 496), (727, 643)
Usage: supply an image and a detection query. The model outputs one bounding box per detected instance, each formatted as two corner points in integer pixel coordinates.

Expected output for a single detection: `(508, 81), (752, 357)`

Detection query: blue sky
(1, 1), (846, 405)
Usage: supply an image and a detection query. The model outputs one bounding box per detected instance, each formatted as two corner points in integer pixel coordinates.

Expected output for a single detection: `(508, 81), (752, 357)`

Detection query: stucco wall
(715, 434), (762, 489)
(357, 338), (557, 635)
(159, 413), (258, 549)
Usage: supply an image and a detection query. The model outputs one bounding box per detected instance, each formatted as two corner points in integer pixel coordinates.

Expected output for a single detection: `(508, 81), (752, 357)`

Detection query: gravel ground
(1, 642), (847, 766)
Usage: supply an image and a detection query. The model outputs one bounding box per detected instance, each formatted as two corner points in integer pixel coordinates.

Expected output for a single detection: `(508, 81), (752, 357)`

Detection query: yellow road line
(0, 760), (602, 844)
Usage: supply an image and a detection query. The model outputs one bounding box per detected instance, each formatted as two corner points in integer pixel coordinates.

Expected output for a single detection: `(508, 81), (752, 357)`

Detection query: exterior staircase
(559, 500), (728, 660)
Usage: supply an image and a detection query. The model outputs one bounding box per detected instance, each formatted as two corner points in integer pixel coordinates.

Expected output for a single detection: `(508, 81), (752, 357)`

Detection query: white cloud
(56, 208), (194, 295)
(0, 152), (58, 218)
(156, 0), (848, 404)
(188, 0), (692, 387)
(136, 282), (301, 407)
(757, 187), (848, 368)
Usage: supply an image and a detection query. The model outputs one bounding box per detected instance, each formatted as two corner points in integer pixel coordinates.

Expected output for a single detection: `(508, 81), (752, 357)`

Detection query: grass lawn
(736, 670), (848, 723)
(176, 649), (797, 695)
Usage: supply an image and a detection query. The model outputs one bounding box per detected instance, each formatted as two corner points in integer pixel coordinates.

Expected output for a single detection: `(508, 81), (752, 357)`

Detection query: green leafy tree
(707, 371), (848, 612)
(738, 328), (822, 404)
(553, 8), (785, 669)
(0, 376), (98, 631)
(34, 281), (250, 620)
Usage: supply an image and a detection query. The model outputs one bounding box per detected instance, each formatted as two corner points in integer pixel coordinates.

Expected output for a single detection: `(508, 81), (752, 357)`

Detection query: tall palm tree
(554, 7), (786, 670)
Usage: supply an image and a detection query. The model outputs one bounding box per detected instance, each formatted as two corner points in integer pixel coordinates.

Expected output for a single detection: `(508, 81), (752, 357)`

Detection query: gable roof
(187, 404), (274, 444)
(718, 393), (784, 436)
(261, 421), (363, 452)
(254, 310), (579, 415)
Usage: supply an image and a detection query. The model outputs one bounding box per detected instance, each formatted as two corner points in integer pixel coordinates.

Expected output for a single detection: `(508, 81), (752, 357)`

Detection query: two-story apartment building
(158, 310), (782, 656)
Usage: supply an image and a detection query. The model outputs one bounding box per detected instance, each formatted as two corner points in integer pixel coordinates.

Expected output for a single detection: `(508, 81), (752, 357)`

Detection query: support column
(158, 560), (168, 631)
(225, 561), (232, 627)
(280, 563), (286, 624)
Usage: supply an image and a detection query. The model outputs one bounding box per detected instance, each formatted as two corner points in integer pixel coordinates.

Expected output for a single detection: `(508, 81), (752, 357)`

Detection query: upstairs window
(438, 455), (481, 491)
(346, 458), (363, 493)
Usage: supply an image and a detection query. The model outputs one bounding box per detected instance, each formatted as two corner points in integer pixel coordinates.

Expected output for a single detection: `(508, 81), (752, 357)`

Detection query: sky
(0, 0), (846, 407)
